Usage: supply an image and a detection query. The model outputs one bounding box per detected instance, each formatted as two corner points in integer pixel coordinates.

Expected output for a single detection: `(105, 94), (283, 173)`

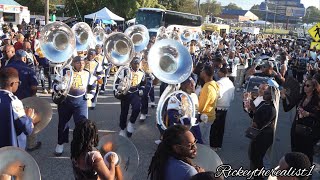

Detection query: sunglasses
(304, 84), (312, 88)
(177, 139), (198, 150)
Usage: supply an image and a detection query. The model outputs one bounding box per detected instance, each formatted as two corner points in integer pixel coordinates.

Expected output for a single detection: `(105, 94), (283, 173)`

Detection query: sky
(200, 0), (320, 10)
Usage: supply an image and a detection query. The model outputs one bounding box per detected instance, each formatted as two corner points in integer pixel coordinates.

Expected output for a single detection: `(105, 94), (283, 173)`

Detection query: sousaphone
(124, 25), (150, 52)
(39, 22), (76, 64)
(97, 134), (139, 180)
(93, 26), (106, 45)
(39, 22), (76, 104)
(0, 146), (41, 180)
(22, 97), (53, 134)
(72, 22), (94, 51)
(103, 32), (135, 99)
(148, 39), (194, 131)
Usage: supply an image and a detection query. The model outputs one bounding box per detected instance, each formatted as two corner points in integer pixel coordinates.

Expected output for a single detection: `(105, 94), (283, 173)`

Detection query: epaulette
(8, 92), (17, 101)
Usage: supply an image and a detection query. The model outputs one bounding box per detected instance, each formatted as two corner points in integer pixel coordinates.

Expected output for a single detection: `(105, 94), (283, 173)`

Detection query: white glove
(86, 94), (94, 100)
(150, 74), (155, 81)
(56, 83), (67, 91)
(117, 85), (124, 91)
(200, 114), (208, 123)
(190, 117), (198, 126)
(139, 90), (144, 96)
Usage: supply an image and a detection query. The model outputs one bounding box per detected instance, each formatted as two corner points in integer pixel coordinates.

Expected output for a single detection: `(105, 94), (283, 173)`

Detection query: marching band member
(139, 50), (155, 121)
(0, 67), (39, 149)
(165, 76), (203, 143)
(84, 49), (104, 109)
(95, 44), (110, 94)
(117, 57), (145, 137)
(54, 56), (96, 156)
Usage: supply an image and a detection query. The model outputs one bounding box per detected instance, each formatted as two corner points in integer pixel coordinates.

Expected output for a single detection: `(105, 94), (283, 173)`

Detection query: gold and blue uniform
(84, 58), (103, 108)
(117, 66), (145, 133)
(53, 67), (94, 145)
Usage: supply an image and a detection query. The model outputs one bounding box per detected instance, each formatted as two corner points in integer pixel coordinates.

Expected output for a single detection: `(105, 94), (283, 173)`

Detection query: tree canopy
(303, 6), (320, 24)
(15, 0), (234, 20)
(224, 3), (242, 10)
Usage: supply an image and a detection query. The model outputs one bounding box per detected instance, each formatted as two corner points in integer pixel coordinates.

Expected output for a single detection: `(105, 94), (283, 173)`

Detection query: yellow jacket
(198, 81), (220, 122)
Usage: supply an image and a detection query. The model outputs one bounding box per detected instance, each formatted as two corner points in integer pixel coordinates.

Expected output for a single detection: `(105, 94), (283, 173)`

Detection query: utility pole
(45, 0), (50, 25)
(265, 0), (269, 33)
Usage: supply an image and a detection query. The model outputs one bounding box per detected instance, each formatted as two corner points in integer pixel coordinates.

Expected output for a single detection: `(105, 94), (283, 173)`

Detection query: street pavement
(29, 76), (320, 179)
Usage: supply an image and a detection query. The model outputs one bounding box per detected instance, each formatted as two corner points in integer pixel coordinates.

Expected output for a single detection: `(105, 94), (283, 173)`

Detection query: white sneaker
(119, 130), (126, 137)
(140, 114), (146, 120)
(150, 102), (156, 108)
(48, 89), (53, 93)
(55, 144), (64, 156)
(154, 140), (162, 145)
(100, 90), (105, 94)
(127, 122), (135, 133)
(42, 89), (48, 94)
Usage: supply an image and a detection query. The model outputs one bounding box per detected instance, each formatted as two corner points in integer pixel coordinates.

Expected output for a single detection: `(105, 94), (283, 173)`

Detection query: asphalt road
(29, 77), (320, 180)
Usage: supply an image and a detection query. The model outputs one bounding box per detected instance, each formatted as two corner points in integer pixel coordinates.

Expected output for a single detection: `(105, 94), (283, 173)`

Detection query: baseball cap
(15, 50), (27, 57)
(1, 34), (10, 40)
(73, 56), (84, 62)
(131, 57), (141, 64)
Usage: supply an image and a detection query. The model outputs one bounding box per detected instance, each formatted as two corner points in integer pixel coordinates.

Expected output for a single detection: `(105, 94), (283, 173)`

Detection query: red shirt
(14, 42), (23, 51)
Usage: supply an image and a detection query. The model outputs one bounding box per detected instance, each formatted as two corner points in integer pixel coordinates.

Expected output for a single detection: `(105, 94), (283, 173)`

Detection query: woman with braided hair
(148, 125), (204, 180)
(71, 119), (120, 180)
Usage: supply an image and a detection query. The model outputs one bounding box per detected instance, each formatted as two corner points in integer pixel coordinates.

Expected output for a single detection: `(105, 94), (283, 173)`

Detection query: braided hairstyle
(70, 119), (99, 160)
(148, 125), (194, 180)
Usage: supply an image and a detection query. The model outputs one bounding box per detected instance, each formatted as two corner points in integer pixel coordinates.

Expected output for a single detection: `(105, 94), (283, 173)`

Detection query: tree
(303, 6), (320, 24)
(250, 4), (265, 20)
(224, 3), (242, 10)
(199, 0), (222, 17)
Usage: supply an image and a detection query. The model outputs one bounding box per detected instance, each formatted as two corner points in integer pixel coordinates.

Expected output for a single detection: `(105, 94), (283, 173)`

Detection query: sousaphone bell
(103, 32), (135, 66)
(156, 26), (169, 41)
(93, 26), (106, 45)
(124, 25), (150, 52)
(22, 97), (53, 134)
(180, 29), (193, 43)
(98, 134), (139, 180)
(0, 146), (41, 180)
(39, 22), (76, 64)
(72, 22), (94, 51)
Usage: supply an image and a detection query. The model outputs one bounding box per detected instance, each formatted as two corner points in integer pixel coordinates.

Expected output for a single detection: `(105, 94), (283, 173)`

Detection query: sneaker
(42, 89), (48, 94)
(150, 102), (156, 108)
(55, 144), (64, 156)
(154, 140), (162, 145)
(126, 122), (135, 137)
(119, 130), (126, 137)
(48, 89), (53, 93)
(90, 103), (96, 110)
(140, 114), (146, 121)
(100, 90), (105, 94)
(26, 141), (42, 152)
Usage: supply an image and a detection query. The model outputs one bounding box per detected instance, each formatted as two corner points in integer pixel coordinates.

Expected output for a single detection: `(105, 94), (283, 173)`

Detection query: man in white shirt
(210, 67), (234, 150)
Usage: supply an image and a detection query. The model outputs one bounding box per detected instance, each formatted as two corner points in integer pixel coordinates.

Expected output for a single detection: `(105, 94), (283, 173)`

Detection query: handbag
(245, 120), (273, 140)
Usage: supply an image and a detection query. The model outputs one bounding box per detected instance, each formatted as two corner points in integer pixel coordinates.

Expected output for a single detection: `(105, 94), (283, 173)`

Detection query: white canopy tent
(126, 18), (136, 24)
(84, 7), (124, 21)
(254, 20), (271, 25)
